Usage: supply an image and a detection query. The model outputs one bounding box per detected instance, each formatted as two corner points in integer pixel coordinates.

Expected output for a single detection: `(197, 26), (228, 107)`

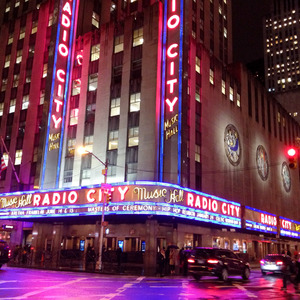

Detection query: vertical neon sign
(41, 0), (79, 189)
(160, 0), (183, 184)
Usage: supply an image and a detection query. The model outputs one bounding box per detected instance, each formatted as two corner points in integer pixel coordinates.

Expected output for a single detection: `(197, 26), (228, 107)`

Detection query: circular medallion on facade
(256, 145), (269, 181)
(224, 124), (241, 166)
(281, 162), (291, 192)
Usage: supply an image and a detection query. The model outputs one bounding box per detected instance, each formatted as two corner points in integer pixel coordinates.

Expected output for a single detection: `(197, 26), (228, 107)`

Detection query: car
(187, 247), (250, 281)
(260, 254), (294, 275)
(0, 240), (11, 268)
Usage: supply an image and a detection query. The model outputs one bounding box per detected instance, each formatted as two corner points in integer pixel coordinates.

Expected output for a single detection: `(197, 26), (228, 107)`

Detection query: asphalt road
(0, 266), (299, 299)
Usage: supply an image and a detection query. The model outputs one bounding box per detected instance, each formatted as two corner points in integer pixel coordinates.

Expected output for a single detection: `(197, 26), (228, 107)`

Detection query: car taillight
(276, 261), (283, 265)
(187, 258), (195, 263)
(207, 259), (219, 264)
(260, 260), (265, 265)
(8, 249), (11, 258)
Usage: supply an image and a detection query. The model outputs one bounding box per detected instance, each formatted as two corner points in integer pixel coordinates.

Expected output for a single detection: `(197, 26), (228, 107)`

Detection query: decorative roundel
(224, 124), (241, 166)
(256, 145), (269, 181)
(281, 162), (291, 192)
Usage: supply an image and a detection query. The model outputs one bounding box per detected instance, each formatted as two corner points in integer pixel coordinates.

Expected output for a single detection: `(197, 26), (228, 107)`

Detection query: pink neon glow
(62, 30), (68, 42)
(76, 54), (83, 65)
(167, 44), (178, 58)
(54, 99), (63, 112)
(57, 84), (64, 97)
(171, 0), (176, 12)
(52, 115), (62, 128)
(62, 2), (72, 15)
(56, 69), (66, 82)
(61, 14), (71, 28)
(167, 15), (180, 29)
(281, 219), (292, 230)
(166, 97), (178, 112)
(118, 186), (129, 200)
(33, 191), (78, 206)
(58, 43), (69, 57)
(167, 78), (178, 93)
(170, 62), (175, 76)
(87, 189), (96, 203)
(260, 213), (277, 226)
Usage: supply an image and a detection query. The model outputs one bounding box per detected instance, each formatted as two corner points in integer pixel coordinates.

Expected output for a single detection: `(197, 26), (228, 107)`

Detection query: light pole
(78, 147), (108, 271)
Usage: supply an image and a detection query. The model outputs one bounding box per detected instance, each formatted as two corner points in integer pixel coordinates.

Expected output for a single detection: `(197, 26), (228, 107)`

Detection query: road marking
(233, 283), (258, 298)
(1, 277), (88, 299)
(0, 281), (18, 285)
(99, 276), (145, 300)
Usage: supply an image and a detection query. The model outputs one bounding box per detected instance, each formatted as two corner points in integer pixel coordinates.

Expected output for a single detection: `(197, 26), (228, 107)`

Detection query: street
(0, 266), (299, 299)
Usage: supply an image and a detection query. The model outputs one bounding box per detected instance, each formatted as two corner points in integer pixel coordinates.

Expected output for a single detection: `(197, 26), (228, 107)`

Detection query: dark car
(187, 247), (250, 281)
(0, 240), (11, 268)
(260, 254), (294, 275)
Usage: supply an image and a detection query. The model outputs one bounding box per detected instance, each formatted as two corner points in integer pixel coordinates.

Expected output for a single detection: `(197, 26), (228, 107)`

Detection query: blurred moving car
(0, 240), (11, 268)
(187, 247), (250, 281)
(260, 254), (294, 275)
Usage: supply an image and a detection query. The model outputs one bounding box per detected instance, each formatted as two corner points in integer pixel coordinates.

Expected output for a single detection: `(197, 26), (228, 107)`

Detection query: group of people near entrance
(157, 246), (188, 277)
(281, 249), (300, 293)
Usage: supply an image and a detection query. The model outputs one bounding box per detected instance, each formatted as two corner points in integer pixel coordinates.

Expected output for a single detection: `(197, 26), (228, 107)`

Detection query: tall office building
(263, 0), (300, 123)
(0, 0), (300, 275)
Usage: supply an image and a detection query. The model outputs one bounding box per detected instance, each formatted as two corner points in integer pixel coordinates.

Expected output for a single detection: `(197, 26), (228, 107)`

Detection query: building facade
(0, 0), (300, 275)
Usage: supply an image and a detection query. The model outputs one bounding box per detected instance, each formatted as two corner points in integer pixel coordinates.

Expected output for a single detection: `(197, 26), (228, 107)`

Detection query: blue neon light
(245, 220), (277, 234)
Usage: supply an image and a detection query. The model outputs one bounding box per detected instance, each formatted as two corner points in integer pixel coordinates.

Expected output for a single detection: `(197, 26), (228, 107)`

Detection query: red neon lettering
(76, 54), (83, 65)
(42, 194), (50, 206)
(52, 115), (62, 128)
(171, 0), (176, 12)
(53, 193), (60, 205)
(167, 44), (178, 58)
(221, 203), (227, 215)
(167, 15), (180, 29)
(68, 191), (78, 204)
(54, 99), (63, 112)
(118, 186), (129, 200)
(62, 192), (67, 204)
(87, 189), (96, 203)
(62, 2), (72, 15)
(33, 194), (41, 206)
(170, 62), (175, 76)
(57, 84), (64, 97)
(62, 30), (68, 42)
(167, 78), (177, 93)
(212, 200), (218, 212)
(187, 193), (193, 206)
(57, 70), (66, 82)
(61, 14), (71, 28)
(58, 44), (69, 57)
(166, 97), (178, 112)
(194, 195), (201, 208)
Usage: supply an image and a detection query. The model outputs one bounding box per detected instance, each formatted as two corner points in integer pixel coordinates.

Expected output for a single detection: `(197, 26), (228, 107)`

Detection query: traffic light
(287, 147), (298, 169)
(107, 191), (112, 203)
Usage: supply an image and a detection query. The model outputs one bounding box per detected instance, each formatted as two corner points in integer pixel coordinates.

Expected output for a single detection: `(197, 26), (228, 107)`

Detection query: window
(114, 35), (124, 53)
(81, 154), (91, 180)
(88, 73), (98, 91)
(195, 85), (200, 102)
(19, 27), (25, 40)
(22, 95), (29, 110)
(48, 13), (53, 27)
(15, 150), (22, 165)
(64, 157), (74, 183)
(91, 43), (100, 61)
(229, 86), (233, 101)
(15, 0), (20, 7)
(209, 69), (214, 84)
(133, 28), (143, 47)
(43, 63), (48, 78)
(40, 90), (45, 105)
(67, 138), (76, 155)
(108, 130), (119, 150)
(128, 127), (139, 147)
(0, 103), (4, 116)
(8, 33), (13, 45)
(222, 80), (226, 95)
(72, 79), (81, 95)
(13, 74), (19, 87)
(195, 145), (200, 162)
(4, 55), (11, 68)
(1, 78), (8, 92)
(130, 93), (141, 112)
(110, 98), (120, 116)
(31, 21), (38, 34)
(16, 50), (22, 64)
(69, 108), (79, 126)
(28, 44), (35, 57)
(9, 99), (16, 113)
(237, 92), (241, 107)
(92, 12), (99, 28)
(26, 70), (31, 83)
(5, 2), (11, 13)
(195, 56), (201, 73)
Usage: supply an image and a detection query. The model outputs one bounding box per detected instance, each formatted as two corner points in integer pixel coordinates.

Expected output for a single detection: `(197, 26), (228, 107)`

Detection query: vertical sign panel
(41, 0), (79, 189)
(160, 0), (183, 184)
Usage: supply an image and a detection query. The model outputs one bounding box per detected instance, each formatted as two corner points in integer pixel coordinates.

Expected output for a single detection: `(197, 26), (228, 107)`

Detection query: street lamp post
(78, 147), (108, 271)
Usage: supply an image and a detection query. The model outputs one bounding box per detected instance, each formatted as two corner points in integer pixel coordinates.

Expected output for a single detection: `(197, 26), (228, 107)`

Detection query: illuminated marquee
(0, 182), (241, 228)
(244, 206), (277, 234)
(41, 0), (79, 189)
(279, 217), (300, 239)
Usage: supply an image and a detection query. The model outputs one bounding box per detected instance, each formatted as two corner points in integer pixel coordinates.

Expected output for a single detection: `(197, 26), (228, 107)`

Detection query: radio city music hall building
(0, 0), (300, 274)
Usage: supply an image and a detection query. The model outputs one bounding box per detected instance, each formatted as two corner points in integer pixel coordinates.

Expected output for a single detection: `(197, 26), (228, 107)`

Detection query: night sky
(232, 0), (273, 64)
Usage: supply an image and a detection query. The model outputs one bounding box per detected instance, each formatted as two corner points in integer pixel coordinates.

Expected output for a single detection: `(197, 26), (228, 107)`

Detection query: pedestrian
(116, 247), (122, 269)
(13, 245), (19, 263)
(165, 246), (170, 275)
(169, 248), (176, 275)
(179, 247), (184, 274)
(157, 248), (165, 277)
(281, 253), (294, 291)
(294, 255), (300, 293)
